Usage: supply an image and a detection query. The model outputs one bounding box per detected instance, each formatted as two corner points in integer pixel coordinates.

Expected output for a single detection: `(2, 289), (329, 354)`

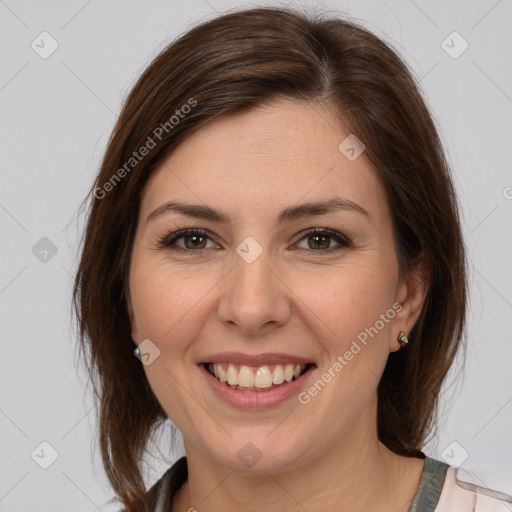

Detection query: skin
(128, 98), (428, 512)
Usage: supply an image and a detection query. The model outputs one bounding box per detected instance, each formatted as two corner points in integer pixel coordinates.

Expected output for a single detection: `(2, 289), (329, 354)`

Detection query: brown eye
(159, 229), (218, 251)
(182, 233), (208, 249)
(307, 233), (331, 250)
(295, 228), (351, 252)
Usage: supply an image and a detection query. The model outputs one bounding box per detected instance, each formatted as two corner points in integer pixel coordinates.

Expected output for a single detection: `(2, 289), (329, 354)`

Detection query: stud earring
(398, 331), (409, 348)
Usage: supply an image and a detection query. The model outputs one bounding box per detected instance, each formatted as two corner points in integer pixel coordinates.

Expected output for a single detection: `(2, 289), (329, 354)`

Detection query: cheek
(130, 258), (217, 342)
(291, 262), (397, 396)
(292, 261), (397, 339)
(129, 260), (210, 427)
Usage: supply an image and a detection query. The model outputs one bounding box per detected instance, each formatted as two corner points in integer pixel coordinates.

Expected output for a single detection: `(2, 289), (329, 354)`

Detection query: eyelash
(157, 227), (351, 254)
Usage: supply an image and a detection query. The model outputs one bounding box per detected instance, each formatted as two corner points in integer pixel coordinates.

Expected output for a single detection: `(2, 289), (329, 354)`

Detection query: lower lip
(199, 364), (315, 409)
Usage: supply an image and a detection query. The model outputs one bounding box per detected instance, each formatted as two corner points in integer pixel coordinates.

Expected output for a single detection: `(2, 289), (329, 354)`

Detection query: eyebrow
(146, 197), (370, 226)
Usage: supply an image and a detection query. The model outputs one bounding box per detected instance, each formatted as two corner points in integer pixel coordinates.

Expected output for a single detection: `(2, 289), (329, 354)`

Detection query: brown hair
(72, 6), (467, 510)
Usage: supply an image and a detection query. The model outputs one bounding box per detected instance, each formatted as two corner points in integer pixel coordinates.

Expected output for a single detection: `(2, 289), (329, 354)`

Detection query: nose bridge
(217, 237), (290, 333)
(234, 246), (271, 293)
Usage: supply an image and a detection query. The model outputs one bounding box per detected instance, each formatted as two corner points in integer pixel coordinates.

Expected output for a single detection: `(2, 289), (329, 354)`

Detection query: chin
(201, 431), (311, 475)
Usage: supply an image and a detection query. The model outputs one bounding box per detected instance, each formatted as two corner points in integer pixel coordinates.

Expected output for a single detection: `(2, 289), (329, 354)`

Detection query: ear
(390, 255), (429, 352)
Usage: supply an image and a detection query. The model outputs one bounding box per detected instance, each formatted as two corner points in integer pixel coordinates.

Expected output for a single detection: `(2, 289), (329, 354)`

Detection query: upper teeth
(210, 363), (305, 388)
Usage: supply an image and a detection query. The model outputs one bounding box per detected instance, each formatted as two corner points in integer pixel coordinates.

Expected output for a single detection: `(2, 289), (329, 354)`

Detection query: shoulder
(119, 456), (188, 512)
(435, 463), (512, 511)
(150, 456), (188, 512)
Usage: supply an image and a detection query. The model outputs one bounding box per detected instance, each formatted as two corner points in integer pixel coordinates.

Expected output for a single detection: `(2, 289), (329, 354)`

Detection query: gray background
(1, 0), (511, 510)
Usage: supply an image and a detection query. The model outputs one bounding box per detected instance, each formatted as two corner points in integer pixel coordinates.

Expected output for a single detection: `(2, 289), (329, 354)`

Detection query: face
(128, 98), (423, 474)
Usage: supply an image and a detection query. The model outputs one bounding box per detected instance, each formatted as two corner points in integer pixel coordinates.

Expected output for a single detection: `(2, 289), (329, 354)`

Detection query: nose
(217, 245), (291, 336)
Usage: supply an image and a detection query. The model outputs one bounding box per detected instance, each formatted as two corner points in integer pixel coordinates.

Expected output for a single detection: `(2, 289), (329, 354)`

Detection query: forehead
(140, 98), (386, 222)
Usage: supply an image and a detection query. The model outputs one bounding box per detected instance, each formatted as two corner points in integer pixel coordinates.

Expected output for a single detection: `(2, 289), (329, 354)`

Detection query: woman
(73, 7), (510, 512)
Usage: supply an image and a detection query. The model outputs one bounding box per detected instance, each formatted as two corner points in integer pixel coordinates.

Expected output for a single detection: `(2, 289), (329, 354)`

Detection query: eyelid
(157, 228), (220, 250)
(158, 227), (351, 252)
(292, 227), (351, 251)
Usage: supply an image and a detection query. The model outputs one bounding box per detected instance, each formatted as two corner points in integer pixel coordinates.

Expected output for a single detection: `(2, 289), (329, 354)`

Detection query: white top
(145, 456), (512, 511)
(434, 466), (512, 511)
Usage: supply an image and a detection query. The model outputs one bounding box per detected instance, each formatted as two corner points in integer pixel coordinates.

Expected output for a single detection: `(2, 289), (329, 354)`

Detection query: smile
(205, 362), (312, 391)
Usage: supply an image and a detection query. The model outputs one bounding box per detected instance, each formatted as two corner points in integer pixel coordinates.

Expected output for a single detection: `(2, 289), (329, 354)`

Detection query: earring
(398, 331), (409, 348)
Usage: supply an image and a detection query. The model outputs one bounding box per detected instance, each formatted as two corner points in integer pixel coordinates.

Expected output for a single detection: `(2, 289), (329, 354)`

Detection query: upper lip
(197, 352), (315, 367)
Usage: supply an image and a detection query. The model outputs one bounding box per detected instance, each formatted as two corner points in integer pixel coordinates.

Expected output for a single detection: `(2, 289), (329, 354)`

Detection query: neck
(172, 422), (424, 512)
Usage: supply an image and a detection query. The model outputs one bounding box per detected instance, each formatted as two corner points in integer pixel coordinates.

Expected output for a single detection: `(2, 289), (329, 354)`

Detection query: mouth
(203, 362), (315, 392)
